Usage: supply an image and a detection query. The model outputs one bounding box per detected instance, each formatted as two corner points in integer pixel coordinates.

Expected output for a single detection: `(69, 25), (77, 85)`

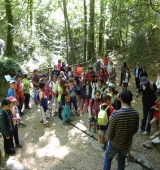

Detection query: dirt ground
(0, 55), (160, 170)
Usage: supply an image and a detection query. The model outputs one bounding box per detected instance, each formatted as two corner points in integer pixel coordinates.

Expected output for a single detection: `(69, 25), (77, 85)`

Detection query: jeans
(70, 96), (77, 111)
(140, 106), (154, 132)
(103, 142), (128, 170)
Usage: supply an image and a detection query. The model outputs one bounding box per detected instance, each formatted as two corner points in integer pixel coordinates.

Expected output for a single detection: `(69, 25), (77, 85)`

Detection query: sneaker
(44, 124), (49, 127)
(152, 136), (160, 144)
(40, 120), (43, 123)
(75, 111), (80, 116)
(138, 129), (144, 133)
(16, 144), (23, 148)
(63, 122), (69, 125)
(6, 149), (16, 155)
(127, 155), (137, 162)
(142, 131), (149, 135)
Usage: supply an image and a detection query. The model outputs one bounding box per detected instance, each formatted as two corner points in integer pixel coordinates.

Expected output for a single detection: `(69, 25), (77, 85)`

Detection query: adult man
(103, 90), (139, 170)
(32, 69), (39, 94)
(136, 76), (156, 135)
(134, 62), (142, 89)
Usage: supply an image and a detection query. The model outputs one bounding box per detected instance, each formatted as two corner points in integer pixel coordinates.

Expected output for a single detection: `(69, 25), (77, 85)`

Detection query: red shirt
(154, 102), (159, 119)
(103, 57), (109, 65)
(84, 72), (94, 83)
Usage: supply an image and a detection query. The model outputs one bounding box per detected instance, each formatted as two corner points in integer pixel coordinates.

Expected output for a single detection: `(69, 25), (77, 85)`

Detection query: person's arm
(107, 113), (117, 141)
(88, 100), (92, 118)
(32, 76), (39, 86)
(133, 115), (139, 134)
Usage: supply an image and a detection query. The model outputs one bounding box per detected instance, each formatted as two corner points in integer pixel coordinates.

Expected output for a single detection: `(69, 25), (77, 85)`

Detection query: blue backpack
(34, 90), (40, 104)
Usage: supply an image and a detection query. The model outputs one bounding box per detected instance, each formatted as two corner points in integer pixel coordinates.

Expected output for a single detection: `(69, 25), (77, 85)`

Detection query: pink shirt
(57, 63), (62, 71)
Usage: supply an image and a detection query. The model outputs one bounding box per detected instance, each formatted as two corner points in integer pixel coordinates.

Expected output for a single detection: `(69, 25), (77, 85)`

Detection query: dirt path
(1, 55), (160, 170)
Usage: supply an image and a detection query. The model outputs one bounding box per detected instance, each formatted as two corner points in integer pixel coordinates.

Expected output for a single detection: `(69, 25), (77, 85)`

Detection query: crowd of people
(0, 56), (160, 170)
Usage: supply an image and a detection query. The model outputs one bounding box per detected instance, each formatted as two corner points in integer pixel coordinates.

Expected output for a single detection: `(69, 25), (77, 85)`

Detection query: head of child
(23, 74), (28, 79)
(52, 75), (57, 82)
(60, 71), (64, 76)
(63, 84), (69, 93)
(1, 99), (11, 111)
(85, 78), (90, 85)
(100, 68), (104, 73)
(69, 79), (74, 87)
(155, 90), (160, 99)
(11, 73), (17, 78)
(104, 54), (108, 58)
(98, 78), (104, 88)
(88, 66), (93, 73)
(16, 74), (22, 82)
(39, 82), (45, 90)
(59, 78), (66, 88)
(119, 90), (133, 106)
(94, 90), (101, 100)
(34, 69), (39, 75)
(7, 96), (17, 108)
(58, 60), (61, 64)
(41, 74), (47, 83)
(109, 76), (114, 83)
(102, 94), (112, 105)
(54, 65), (58, 70)
(9, 79), (16, 89)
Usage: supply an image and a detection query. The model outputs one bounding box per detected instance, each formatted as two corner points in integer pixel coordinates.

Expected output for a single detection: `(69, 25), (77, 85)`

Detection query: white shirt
(123, 73), (129, 83)
(49, 81), (58, 93)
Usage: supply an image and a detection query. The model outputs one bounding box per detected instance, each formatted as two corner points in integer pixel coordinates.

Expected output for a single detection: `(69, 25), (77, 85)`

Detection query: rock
(125, 162), (142, 170)
(142, 140), (154, 149)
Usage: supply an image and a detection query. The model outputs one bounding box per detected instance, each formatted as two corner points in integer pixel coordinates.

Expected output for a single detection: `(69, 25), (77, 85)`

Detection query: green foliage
(0, 58), (19, 76)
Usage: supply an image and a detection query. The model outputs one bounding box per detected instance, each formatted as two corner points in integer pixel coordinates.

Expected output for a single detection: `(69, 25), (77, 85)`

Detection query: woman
(119, 62), (128, 86)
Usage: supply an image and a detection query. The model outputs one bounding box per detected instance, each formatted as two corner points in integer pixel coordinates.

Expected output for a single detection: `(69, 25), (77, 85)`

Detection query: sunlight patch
(70, 123), (87, 137)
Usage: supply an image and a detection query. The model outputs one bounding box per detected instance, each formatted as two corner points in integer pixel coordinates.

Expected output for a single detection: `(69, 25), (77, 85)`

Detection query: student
(7, 96), (23, 148)
(98, 68), (105, 79)
(88, 90), (101, 133)
(32, 69), (39, 95)
(69, 79), (79, 116)
(76, 63), (82, 78)
(139, 66), (148, 78)
(109, 67), (116, 81)
(92, 78), (106, 99)
(81, 78), (92, 113)
(0, 99), (16, 155)
(84, 66), (95, 83)
(112, 94), (121, 110)
(7, 79), (17, 98)
(122, 68), (131, 90)
(23, 74), (31, 109)
(52, 65), (60, 78)
(57, 60), (62, 71)
(58, 78), (66, 120)
(74, 75), (82, 112)
(15, 74), (25, 114)
(98, 94), (113, 150)
(39, 82), (49, 127)
(49, 75), (59, 114)
(60, 84), (72, 125)
(119, 62), (128, 86)
(103, 54), (109, 67)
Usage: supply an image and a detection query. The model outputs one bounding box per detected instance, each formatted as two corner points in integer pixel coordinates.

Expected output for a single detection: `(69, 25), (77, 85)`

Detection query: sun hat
(140, 76), (148, 85)
(9, 78), (17, 84)
(7, 96), (17, 102)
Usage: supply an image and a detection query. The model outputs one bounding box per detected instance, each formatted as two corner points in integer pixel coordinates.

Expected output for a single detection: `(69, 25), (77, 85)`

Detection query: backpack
(98, 105), (110, 126)
(34, 90), (40, 104)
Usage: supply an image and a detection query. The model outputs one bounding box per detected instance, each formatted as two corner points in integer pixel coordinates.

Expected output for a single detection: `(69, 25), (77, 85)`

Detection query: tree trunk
(98, 0), (105, 57)
(87, 0), (95, 62)
(5, 0), (14, 56)
(62, 0), (76, 64)
(83, 0), (87, 62)
(64, 18), (69, 63)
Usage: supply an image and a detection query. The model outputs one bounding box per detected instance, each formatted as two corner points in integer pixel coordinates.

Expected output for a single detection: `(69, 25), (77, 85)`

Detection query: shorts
(99, 130), (106, 137)
(88, 117), (97, 123)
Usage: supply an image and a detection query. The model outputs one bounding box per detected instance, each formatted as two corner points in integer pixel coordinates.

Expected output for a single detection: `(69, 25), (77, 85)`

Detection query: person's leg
(72, 96), (78, 111)
(58, 103), (62, 119)
(140, 106), (149, 131)
(146, 106), (154, 132)
(103, 142), (118, 170)
(77, 94), (81, 111)
(3, 134), (13, 154)
(86, 98), (89, 111)
(24, 93), (28, 108)
(14, 124), (20, 145)
(81, 98), (85, 111)
(118, 148), (128, 170)
(40, 106), (48, 124)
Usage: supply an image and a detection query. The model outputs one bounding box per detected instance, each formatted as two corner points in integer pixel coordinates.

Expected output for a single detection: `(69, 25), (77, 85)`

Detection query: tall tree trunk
(5, 0), (14, 56)
(62, 0), (76, 64)
(64, 18), (69, 63)
(83, 0), (87, 62)
(87, 0), (95, 61)
(28, 0), (33, 37)
(98, 0), (105, 56)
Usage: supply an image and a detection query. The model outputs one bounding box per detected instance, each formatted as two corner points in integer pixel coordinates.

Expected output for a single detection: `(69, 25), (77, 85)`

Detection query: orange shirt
(103, 57), (109, 65)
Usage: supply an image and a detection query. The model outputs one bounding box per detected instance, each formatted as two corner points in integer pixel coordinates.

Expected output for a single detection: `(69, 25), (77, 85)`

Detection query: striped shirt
(107, 107), (139, 149)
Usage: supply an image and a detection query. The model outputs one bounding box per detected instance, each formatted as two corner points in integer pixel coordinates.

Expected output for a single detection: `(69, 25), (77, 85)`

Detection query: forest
(0, 0), (160, 75)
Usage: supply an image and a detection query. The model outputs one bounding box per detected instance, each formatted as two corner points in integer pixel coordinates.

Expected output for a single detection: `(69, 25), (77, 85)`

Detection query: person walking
(103, 90), (139, 170)
(134, 62), (142, 89)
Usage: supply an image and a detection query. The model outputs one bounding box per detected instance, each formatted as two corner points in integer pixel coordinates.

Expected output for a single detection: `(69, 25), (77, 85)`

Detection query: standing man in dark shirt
(103, 90), (139, 170)
(136, 76), (156, 135)
(0, 99), (16, 155)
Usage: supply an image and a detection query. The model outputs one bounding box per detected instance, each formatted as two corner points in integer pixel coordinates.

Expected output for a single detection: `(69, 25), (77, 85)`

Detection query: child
(58, 78), (66, 120)
(57, 60), (62, 71)
(88, 90), (101, 133)
(7, 79), (17, 98)
(23, 73), (32, 109)
(98, 94), (113, 150)
(123, 68), (131, 90)
(109, 67), (116, 81)
(60, 84), (72, 125)
(81, 78), (92, 113)
(92, 78), (106, 99)
(98, 68), (105, 79)
(76, 64), (83, 78)
(69, 79), (79, 116)
(150, 90), (160, 139)
(52, 65), (60, 78)
(84, 66), (95, 83)
(39, 82), (49, 127)
(49, 75), (59, 114)
(103, 54), (109, 67)
(7, 96), (23, 148)
(0, 99), (16, 155)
